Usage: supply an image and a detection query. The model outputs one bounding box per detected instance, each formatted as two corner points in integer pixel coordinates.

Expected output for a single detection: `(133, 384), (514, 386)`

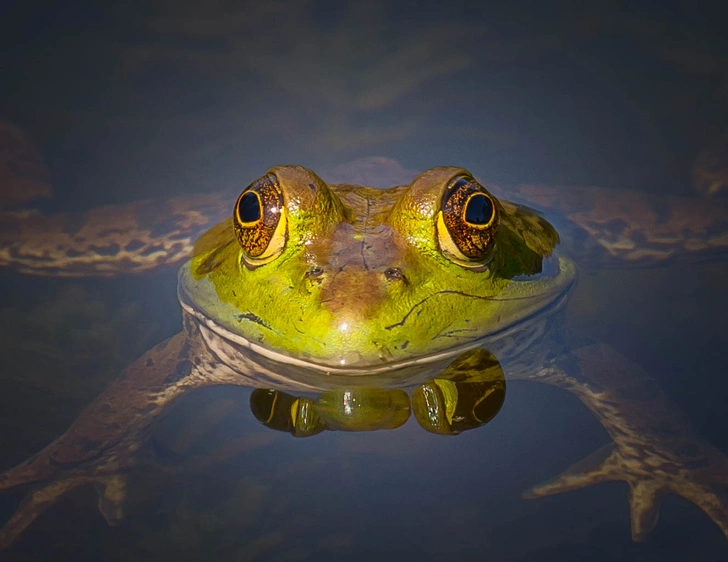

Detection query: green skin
(180, 165), (576, 370)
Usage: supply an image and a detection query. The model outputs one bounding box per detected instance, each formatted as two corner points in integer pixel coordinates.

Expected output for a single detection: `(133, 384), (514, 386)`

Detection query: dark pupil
(238, 191), (261, 223)
(464, 193), (492, 225)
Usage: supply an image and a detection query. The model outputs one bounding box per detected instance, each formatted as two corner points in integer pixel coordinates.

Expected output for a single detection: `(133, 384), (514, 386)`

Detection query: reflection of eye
(436, 176), (498, 266)
(233, 174), (287, 266)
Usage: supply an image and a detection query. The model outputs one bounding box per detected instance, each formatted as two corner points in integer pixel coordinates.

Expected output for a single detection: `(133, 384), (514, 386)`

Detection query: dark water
(1, 2), (727, 560)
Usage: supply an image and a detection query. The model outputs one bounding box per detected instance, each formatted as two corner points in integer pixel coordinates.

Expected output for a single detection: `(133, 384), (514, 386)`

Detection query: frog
(0, 161), (727, 552)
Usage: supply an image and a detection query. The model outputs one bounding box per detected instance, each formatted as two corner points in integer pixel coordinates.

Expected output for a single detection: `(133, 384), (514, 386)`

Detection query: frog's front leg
(0, 328), (220, 550)
(518, 344), (728, 541)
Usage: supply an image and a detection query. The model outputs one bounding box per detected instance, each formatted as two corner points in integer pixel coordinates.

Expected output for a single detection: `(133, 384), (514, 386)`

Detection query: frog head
(178, 165), (576, 373)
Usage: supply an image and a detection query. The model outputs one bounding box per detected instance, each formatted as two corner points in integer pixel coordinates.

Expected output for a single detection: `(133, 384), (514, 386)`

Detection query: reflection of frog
(0, 166), (727, 551)
(249, 347), (507, 437)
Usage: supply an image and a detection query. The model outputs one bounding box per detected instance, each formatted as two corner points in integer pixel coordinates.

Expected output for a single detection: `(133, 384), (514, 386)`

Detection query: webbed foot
(0, 331), (205, 550)
(0, 472), (128, 549)
(523, 419), (728, 541)
(521, 344), (728, 541)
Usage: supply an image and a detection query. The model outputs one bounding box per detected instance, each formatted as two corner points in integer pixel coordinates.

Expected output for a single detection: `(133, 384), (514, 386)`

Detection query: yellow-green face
(179, 166), (576, 372)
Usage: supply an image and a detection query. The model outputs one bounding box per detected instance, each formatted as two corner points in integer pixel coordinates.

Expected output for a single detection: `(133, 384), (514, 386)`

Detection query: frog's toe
(0, 472), (130, 549)
(524, 441), (728, 542)
(627, 481), (664, 541)
(672, 481), (728, 541)
(522, 443), (617, 499)
(0, 476), (87, 550)
(522, 442), (667, 541)
(0, 452), (54, 493)
(94, 474), (127, 526)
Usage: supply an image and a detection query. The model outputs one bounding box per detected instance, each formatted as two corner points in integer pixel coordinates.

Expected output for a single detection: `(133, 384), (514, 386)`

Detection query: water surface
(1, 2), (727, 560)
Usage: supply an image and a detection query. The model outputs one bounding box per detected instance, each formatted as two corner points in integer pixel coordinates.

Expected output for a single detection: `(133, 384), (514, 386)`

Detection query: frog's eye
(436, 176), (498, 268)
(233, 174), (287, 266)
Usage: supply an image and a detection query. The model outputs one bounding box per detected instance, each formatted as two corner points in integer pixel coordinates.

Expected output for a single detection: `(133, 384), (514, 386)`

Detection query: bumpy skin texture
(0, 165), (727, 551)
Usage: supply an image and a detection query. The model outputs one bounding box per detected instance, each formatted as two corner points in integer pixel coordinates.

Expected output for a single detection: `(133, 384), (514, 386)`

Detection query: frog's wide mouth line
(178, 255), (577, 376)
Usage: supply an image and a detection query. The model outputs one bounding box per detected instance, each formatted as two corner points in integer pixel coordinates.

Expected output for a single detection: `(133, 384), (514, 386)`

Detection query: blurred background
(2, 0), (727, 207)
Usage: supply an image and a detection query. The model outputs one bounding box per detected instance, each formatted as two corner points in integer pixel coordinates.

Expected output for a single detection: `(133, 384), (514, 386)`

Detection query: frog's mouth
(178, 254), (577, 376)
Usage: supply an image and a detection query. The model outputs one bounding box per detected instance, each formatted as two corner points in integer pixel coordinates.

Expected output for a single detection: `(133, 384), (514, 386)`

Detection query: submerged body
(0, 166), (726, 550)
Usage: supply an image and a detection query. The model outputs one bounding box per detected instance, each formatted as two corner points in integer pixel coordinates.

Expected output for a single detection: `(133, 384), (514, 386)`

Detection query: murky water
(1, 2), (727, 561)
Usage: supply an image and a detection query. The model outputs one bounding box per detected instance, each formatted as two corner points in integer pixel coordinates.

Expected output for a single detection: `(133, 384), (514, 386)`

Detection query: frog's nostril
(384, 267), (406, 282)
(306, 266), (324, 278)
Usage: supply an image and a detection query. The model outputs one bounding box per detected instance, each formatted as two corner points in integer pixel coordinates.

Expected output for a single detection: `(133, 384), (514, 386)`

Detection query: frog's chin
(178, 255), (577, 376)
